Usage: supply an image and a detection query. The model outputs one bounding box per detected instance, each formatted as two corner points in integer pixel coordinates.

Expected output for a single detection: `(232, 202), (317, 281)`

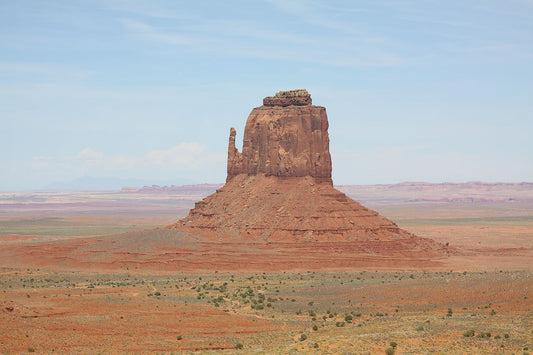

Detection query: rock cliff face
(168, 90), (449, 257)
(227, 89), (332, 182)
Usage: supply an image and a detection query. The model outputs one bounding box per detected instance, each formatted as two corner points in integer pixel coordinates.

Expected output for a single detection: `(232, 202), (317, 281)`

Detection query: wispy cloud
(54, 144), (223, 174)
(264, 0), (377, 38)
(6, 143), (225, 190)
(0, 62), (89, 81)
(145, 143), (215, 168)
(113, 1), (402, 68)
(76, 148), (103, 160)
(119, 18), (192, 45)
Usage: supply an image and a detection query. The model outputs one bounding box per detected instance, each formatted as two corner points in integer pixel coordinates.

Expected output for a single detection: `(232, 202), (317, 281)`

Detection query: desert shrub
(345, 315), (353, 322)
(313, 343), (319, 348)
(154, 291), (161, 296)
(390, 341), (397, 348)
(335, 321), (345, 327)
(177, 335), (182, 340)
(300, 334), (307, 341)
(27, 348), (35, 353)
(447, 308), (453, 317)
(385, 347), (395, 355)
(463, 329), (475, 337)
(234, 343), (243, 349)
(477, 332), (491, 338)
(415, 326), (424, 332)
(504, 333), (510, 338)
(312, 325), (318, 331)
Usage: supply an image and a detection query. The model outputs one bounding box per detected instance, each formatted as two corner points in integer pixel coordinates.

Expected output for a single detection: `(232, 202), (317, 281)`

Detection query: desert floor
(0, 186), (532, 353)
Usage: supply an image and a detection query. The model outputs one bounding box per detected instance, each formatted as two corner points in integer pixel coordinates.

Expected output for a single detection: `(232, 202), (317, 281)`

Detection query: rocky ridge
(263, 89), (312, 107)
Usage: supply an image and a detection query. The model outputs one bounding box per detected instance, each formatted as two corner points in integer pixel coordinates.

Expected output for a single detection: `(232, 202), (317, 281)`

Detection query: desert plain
(1, 182), (532, 354)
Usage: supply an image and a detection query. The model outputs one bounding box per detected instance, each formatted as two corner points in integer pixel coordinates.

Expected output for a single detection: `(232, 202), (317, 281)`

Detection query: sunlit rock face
(227, 89), (332, 183)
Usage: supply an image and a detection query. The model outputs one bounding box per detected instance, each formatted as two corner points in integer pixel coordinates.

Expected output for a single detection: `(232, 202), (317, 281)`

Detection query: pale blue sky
(1, 0), (532, 190)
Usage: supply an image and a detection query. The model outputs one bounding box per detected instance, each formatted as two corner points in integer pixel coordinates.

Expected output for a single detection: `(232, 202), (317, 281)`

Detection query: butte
(167, 89), (450, 265)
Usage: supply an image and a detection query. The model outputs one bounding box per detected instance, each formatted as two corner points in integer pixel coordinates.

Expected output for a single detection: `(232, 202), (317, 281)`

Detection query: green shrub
(385, 347), (395, 355)
(463, 329), (475, 337)
(477, 332), (491, 338)
(415, 326), (424, 332)
(235, 343), (243, 349)
(345, 315), (353, 322)
(300, 334), (307, 341)
(312, 325), (318, 331)
(390, 341), (397, 348)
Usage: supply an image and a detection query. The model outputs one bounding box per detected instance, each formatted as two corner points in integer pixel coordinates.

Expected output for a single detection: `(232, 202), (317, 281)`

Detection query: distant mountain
(42, 176), (199, 191)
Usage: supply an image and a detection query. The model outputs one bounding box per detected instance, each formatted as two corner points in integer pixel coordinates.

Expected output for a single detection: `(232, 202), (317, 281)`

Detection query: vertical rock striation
(227, 89), (332, 183)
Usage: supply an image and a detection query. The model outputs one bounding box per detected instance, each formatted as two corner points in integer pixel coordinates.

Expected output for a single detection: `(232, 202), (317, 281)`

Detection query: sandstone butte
(167, 89), (451, 258)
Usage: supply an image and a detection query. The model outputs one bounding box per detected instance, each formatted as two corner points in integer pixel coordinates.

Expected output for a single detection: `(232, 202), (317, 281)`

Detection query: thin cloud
(24, 143), (225, 180)
(114, 3), (400, 68)
(76, 148), (104, 160)
(145, 143), (213, 168)
(119, 18), (192, 45)
(0, 62), (89, 81)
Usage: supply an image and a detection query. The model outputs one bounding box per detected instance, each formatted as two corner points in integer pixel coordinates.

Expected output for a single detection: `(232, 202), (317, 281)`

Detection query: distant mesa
(167, 90), (450, 257)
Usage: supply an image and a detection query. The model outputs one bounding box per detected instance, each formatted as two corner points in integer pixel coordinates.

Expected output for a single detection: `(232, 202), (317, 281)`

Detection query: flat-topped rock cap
(263, 89), (312, 107)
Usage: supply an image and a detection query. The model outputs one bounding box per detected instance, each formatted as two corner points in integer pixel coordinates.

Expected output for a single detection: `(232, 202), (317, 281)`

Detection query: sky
(1, 0), (532, 190)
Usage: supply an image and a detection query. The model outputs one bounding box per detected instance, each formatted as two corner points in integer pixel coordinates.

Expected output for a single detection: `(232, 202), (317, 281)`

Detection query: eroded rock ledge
(263, 89), (312, 107)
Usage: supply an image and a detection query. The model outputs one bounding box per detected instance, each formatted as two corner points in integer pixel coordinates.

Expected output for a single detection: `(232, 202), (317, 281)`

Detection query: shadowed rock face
(227, 90), (332, 183)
